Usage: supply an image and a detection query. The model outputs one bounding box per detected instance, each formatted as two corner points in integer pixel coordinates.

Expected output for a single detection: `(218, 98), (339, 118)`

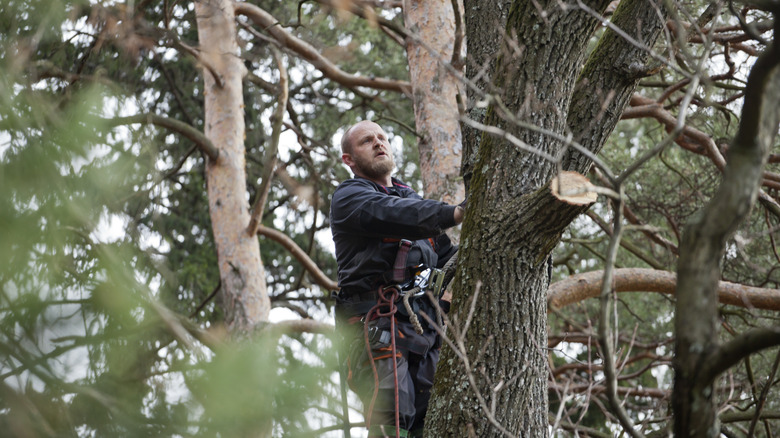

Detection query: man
(330, 120), (464, 437)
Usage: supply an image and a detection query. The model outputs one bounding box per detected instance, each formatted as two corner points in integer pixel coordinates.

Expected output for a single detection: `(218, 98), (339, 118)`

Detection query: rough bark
(460, 0), (513, 190)
(429, 185), (588, 437)
(403, 0), (465, 214)
(196, 0), (270, 335)
(672, 20), (780, 438)
(564, 0), (668, 172)
(427, 0), (669, 435)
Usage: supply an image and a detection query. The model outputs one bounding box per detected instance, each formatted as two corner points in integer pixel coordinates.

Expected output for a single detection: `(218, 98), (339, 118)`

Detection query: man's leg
(407, 347), (439, 437)
(365, 353), (415, 437)
(346, 316), (416, 436)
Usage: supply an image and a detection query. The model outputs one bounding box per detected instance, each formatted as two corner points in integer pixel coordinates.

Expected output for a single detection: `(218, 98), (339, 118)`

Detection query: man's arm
(332, 179), (458, 239)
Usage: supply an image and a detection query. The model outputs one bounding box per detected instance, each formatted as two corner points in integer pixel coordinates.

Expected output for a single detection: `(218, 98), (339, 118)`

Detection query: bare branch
(747, 349), (780, 436)
(256, 225), (338, 291)
(673, 17), (780, 432)
(624, 94), (780, 192)
(596, 192), (645, 438)
(101, 113), (219, 161)
(234, 2), (411, 94)
(698, 327), (780, 386)
(548, 268), (780, 311)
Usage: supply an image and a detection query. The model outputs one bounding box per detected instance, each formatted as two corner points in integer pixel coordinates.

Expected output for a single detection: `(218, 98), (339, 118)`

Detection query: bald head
(341, 120), (382, 155)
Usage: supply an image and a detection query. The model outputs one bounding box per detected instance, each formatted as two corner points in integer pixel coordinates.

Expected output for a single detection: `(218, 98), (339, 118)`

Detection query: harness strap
(392, 239), (413, 283)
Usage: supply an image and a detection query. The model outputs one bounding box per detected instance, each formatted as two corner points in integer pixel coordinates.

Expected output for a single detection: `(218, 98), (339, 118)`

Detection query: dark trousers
(341, 313), (440, 436)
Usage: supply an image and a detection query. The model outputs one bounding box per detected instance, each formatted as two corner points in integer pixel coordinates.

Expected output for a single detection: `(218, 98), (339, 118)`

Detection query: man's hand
(454, 205), (465, 224)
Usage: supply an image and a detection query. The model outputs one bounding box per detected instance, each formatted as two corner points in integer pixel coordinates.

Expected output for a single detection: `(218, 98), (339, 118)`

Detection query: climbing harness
(336, 241), (460, 438)
(361, 253), (459, 437)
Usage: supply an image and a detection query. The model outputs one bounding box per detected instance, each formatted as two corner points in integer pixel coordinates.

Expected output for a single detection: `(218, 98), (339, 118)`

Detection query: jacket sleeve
(331, 179), (457, 240)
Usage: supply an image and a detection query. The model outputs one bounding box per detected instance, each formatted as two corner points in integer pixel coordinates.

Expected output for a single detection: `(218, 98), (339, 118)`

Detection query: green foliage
(1, 1), (368, 436)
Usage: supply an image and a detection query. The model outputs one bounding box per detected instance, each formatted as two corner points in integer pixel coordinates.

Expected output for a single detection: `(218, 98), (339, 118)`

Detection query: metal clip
(368, 326), (391, 346)
(427, 268), (445, 297)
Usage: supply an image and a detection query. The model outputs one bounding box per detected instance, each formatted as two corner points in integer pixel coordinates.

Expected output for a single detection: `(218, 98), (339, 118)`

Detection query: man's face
(343, 121), (395, 182)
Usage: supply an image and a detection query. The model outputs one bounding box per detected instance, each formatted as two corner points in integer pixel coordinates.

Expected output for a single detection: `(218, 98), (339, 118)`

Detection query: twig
(597, 189), (646, 438)
(747, 349), (780, 436)
(190, 280), (221, 318)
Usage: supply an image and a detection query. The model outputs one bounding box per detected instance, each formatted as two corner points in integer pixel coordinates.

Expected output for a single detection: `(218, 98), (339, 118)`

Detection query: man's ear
(342, 153), (354, 167)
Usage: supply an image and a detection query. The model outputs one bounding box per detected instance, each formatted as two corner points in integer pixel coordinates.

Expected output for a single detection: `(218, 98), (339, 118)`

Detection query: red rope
(363, 286), (401, 438)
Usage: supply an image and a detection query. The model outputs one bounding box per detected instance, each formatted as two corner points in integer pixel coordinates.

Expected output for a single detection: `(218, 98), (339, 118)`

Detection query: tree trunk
(403, 0), (465, 235)
(426, 0), (667, 435)
(460, 0), (512, 190)
(428, 0), (610, 434)
(673, 27), (780, 437)
(195, 0), (270, 335)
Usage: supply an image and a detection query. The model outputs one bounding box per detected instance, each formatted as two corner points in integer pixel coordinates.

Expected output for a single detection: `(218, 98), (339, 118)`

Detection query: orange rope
(363, 286), (401, 438)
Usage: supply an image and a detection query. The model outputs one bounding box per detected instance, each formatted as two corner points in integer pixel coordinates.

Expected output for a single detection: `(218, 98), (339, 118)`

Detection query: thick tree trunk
(403, 0), (465, 226)
(460, 0), (512, 189)
(673, 29), (780, 437)
(195, 0), (270, 335)
(427, 0), (668, 435)
(428, 1), (610, 435)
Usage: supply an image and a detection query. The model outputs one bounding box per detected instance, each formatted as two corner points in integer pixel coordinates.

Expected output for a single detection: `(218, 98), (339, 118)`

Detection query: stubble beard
(354, 154), (395, 182)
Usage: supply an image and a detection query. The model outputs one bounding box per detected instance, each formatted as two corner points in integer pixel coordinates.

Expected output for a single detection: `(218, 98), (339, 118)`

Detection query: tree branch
(596, 193), (645, 438)
(102, 113), (219, 161)
(170, 37), (224, 88)
(698, 327), (780, 387)
(585, 210), (667, 269)
(720, 410), (780, 423)
(256, 225), (338, 291)
(548, 268), (780, 311)
(248, 46), (288, 236)
(314, 0), (408, 42)
(623, 94), (780, 191)
(673, 15), (780, 434)
(234, 2), (411, 94)
(261, 319), (335, 337)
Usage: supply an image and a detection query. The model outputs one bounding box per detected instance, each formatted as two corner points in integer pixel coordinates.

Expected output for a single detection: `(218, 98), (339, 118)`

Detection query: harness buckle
(427, 268), (446, 298)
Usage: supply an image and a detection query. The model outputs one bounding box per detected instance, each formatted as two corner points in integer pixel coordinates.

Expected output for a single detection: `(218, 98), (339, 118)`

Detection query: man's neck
(357, 173), (393, 187)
